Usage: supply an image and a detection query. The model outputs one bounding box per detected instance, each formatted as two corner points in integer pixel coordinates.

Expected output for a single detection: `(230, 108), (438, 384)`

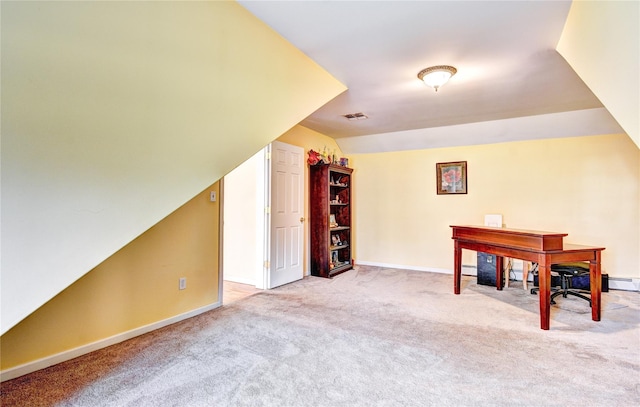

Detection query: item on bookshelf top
(307, 149), (322, 165)
(308, 147), (338, 166)
(340, 157), (349, 167)
(436, 161), (467, 195)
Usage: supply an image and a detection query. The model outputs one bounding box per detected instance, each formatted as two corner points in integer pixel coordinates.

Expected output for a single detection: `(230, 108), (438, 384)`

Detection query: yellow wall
(1, 183), (220, 371)
(351, 134), (639, 279)
(278, 125), (345, 156)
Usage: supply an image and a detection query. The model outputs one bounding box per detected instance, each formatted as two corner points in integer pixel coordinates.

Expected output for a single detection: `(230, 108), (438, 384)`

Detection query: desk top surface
(450, 225), (568, 237)
(557, 243), (606, 252)
(451, 225), (604, 252)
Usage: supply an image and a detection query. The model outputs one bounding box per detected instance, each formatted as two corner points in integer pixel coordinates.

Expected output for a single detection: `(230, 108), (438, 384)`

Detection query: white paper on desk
(484, 214), (503, 228)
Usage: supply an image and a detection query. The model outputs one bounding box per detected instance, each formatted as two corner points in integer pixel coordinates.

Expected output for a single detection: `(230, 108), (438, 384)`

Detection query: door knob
(300, 217), (305, 223)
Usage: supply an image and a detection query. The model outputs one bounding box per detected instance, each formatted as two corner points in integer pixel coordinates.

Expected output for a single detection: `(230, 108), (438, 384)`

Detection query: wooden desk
(451, 225), (605, 330)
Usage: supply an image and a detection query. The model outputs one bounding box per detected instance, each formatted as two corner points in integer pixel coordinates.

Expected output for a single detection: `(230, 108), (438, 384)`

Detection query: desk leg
(538, 257), (551, 330)
(590, 252), (602, 322)
(522, 262), (529, 291)
(454, 240), (461, 294)
(495, 256), (504, 291)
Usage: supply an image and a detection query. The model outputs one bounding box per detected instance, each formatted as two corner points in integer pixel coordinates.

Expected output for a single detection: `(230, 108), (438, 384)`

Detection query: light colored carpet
(2, 266), (639, 406)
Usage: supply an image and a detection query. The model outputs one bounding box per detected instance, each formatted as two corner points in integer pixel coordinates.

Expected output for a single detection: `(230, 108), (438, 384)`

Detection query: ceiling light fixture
(417, 65), (457, 92)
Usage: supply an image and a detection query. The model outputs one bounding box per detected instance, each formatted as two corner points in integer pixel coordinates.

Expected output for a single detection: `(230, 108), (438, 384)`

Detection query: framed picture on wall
(436, 161), (467, 195)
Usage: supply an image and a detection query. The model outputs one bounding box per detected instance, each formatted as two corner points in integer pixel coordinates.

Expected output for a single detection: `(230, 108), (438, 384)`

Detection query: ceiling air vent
(342, 112), (368, 121)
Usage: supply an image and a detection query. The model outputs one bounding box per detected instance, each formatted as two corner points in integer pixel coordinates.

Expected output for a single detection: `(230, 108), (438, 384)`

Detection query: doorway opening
(221, 148), (265, 305)
(220, 141), (305, 305)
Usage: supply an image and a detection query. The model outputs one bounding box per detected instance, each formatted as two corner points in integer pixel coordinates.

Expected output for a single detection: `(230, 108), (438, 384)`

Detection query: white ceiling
(239, 1), (623, 153)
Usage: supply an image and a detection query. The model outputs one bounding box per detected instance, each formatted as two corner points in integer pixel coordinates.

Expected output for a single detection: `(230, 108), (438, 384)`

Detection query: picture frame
(436, 161), (467, 195)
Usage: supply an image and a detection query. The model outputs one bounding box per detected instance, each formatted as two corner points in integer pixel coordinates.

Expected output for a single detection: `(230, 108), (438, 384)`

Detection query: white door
(266, 141), (304, 289)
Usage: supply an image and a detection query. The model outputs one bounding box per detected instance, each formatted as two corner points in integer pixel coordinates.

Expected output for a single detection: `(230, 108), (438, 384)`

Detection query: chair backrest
(551, 262), (589, 276)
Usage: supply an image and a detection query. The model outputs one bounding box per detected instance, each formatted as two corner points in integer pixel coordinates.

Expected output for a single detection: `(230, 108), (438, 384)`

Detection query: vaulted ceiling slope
(238, 1), (636, 153)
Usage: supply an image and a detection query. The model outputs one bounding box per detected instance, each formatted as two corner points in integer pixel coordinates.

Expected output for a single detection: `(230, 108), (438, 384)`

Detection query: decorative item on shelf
(322, 147), (330, 164)
(436, 161), (467, 195)
(307, 149), (321, 165)
(307, 149), (324, 165)
(329, 214), (338, 228)
(307, 147), (333, 166)
(332, 234), (341, 246)
(308, 148), (349, 167)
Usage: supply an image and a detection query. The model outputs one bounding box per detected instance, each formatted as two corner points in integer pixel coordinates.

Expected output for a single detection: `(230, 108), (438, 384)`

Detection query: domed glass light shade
(417, 65), (457, 92)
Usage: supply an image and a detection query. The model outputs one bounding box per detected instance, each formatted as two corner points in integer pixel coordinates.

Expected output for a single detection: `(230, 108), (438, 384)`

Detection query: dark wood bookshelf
(309, 164), (353, 278)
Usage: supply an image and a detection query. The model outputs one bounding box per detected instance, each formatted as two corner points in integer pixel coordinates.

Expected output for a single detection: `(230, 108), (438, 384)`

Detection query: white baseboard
(467, 264), (640, 291)
(604, 278), (639, 291)
(0, 301), (221, 382)
(356, 261), (640, 292)
(355, 260), (451, 274)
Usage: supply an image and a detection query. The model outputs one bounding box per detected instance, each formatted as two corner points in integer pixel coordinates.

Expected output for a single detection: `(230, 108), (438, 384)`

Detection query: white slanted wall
(1, 1), (346, 334)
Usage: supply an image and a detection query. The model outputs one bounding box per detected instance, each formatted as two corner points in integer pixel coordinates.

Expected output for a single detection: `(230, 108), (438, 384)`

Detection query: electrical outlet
(210, 191), (216, 202)
(179, 277), (187, 290)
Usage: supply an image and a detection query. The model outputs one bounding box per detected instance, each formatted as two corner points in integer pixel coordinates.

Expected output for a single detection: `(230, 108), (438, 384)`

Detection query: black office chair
(530, 262), (592, 307)
(549, 262), (592, 307)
